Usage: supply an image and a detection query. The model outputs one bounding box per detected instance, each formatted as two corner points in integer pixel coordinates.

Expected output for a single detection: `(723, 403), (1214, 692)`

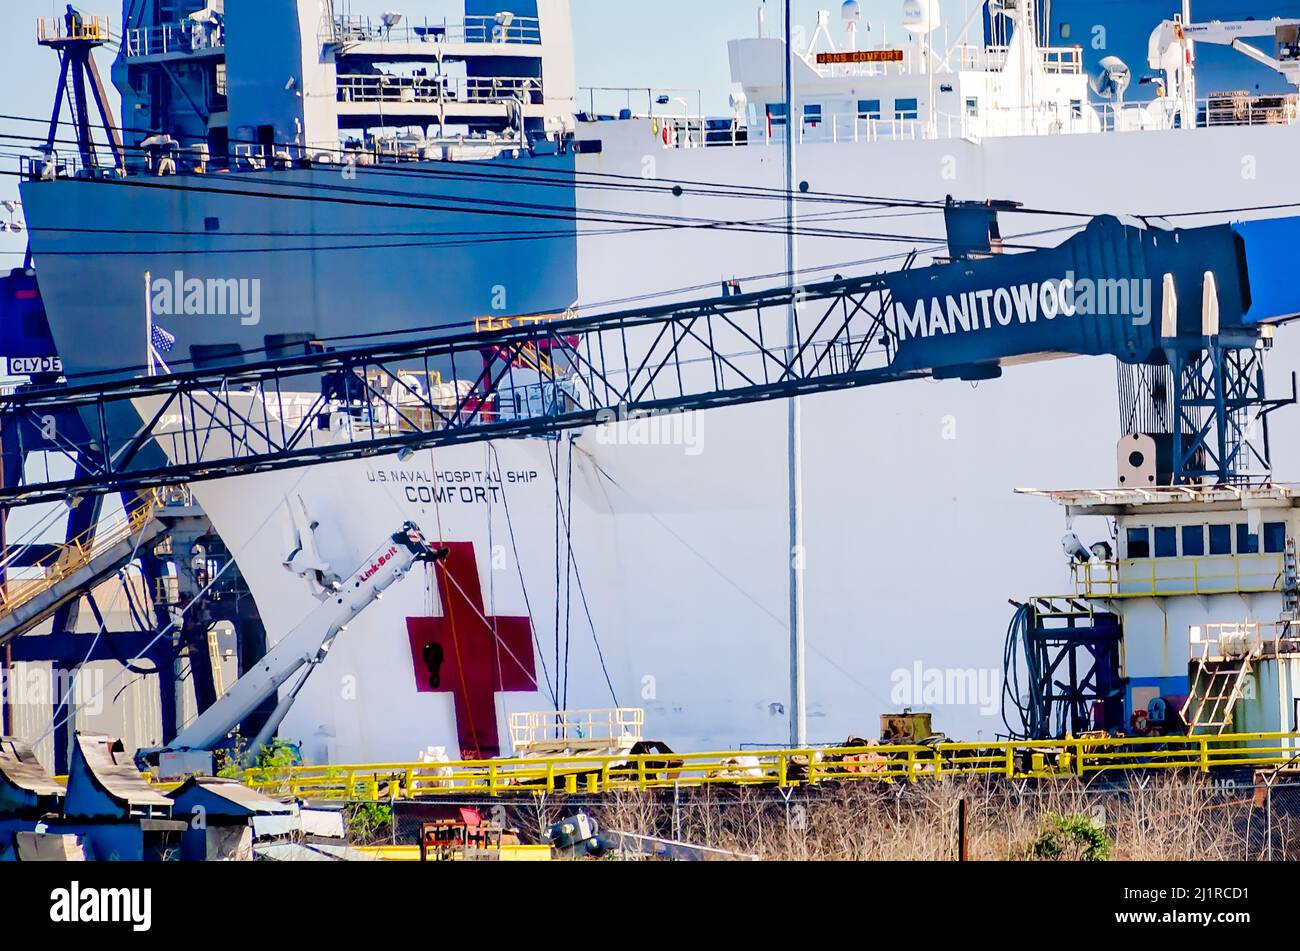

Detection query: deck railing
(36, 15), (111, 45)
(239, 731), (1300, 800)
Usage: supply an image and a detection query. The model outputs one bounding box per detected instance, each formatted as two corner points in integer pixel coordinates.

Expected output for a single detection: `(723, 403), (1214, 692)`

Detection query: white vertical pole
(784, 0), (806, 748)
(1181, 0), (1197, 127)
(144, 270), (154, 376)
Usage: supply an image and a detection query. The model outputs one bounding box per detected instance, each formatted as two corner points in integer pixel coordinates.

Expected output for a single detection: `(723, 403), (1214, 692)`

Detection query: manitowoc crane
(138, 521), (446, 776)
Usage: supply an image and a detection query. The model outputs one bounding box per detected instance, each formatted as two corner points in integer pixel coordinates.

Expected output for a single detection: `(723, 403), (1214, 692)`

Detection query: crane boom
(5, 207), (1300, 505)
(1149, 16), (1300, 90)
(140, 521), (445, 774)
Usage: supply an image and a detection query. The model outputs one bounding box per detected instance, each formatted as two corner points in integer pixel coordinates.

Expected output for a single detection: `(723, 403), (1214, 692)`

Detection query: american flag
(151, 323), (176, 354)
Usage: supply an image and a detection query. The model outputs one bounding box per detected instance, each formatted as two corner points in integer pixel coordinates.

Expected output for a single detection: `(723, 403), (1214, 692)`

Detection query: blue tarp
(1233, 217), (1300, 325)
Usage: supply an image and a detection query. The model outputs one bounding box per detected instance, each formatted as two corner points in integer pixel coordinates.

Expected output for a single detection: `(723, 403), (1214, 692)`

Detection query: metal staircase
(0, 492), (170, 648)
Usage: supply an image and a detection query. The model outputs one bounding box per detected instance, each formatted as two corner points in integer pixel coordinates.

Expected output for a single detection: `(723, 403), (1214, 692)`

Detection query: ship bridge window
(858, 99), (881, 120)
(1209, 524), (1232, 556)
(1126, 527), (1150, 559)
(803, 104), (822, 128)
(895, 98), (919, 120)
(766, 103), (787, 128)
(1182, 525), (1206, 557)
(1154, 526), (1178, 559)
(1264, 522), (1288, 554)
(1237, 523), (1260, 555)
(965, 97), (979, 117)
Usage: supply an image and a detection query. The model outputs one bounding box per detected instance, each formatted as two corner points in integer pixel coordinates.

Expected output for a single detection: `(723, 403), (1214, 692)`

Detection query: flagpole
(144, 270), (154, 377)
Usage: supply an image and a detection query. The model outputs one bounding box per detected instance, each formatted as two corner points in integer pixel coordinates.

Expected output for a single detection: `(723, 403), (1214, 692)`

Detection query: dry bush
(578, 773), (1272, 861)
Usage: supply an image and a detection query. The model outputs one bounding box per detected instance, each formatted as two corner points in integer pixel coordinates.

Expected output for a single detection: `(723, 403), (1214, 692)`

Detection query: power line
(0, 111), (1094, 219)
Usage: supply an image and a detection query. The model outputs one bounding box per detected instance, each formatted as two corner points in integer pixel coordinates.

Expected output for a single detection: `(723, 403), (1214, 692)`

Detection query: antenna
(842, 0), (861, 51)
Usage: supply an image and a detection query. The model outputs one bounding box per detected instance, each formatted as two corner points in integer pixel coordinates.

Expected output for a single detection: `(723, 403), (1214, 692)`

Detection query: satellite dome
(841, 1), (861, 23)
(902, 0), (942, 33)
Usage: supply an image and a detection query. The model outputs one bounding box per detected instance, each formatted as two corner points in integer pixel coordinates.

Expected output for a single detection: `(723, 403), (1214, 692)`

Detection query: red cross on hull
(405, 542), (536, 758)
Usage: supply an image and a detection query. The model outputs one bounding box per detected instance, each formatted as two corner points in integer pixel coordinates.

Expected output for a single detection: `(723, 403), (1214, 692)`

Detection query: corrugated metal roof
(73, 732), (171, 811)
(167, 775), (295, 816)
(0, 736), (64, 796)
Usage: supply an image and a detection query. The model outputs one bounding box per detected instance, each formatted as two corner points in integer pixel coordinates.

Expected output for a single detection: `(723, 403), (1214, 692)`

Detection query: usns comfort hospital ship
(5, 0), (1300, 772)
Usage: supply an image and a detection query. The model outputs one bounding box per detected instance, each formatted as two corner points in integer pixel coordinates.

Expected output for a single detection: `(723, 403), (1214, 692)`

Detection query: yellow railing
(239, 732), (1300, 800)
(0, 491), (162, 616)
(37, 15), (112, 44)
(1073, 555), (1284, 599)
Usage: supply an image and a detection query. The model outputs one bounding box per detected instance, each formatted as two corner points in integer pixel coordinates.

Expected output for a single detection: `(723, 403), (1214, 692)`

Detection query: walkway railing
(336, 74), (543, 106)
(123, 20), (225, 58)
(0, 491), (162, 616)
(240, 732), (1300, 800)
(1073, 554), (1284, 599)
(331, 14), (541, 46)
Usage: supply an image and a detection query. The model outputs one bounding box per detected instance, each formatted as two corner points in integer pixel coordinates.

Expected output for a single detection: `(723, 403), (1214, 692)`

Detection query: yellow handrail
(1073, 554), (1284, 598)
(239, 731), (1300, 800)
(37, 15), (112, 44)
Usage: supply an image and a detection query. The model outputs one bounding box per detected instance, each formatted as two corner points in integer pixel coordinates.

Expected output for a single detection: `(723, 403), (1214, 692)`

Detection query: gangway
(0, 491), (171, 648)
(5, 208), (1300, 507)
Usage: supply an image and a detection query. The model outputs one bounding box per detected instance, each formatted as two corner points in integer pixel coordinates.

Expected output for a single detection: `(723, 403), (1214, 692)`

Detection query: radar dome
(841, 0), (861, 23)
(902, 0), (941, 33)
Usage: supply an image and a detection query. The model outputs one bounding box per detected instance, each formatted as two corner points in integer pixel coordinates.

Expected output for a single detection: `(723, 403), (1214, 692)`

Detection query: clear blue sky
(0, 0), (978, 263)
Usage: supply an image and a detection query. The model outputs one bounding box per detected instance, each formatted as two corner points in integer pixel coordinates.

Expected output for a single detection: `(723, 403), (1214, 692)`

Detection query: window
(1059, 23), (1072, 40)
(1264, 522), (1288, 554)
(858, 98), (881, 120)
(802, 103), (822, 128)
(895, 97), (919, 120)
(965, 97), (979, 117)
(1154, 526), (1178, 558)
(1237, 523), (1260, 555)
(1070, 99), (1083, 117)
(1182, 525), (1206, 557)
(1209, 524), (1232, 555)
(1126, 527), (1151, 559)
(766, 103), (787, 128)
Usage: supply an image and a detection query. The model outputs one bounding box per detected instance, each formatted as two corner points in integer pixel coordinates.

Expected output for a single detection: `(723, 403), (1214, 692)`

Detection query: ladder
(1281, 536), (1299, 635)
(1182, 656), (1255, 734)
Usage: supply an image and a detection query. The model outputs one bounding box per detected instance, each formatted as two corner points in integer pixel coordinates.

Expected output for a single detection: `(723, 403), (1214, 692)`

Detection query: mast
(783, 0), (807, 748)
